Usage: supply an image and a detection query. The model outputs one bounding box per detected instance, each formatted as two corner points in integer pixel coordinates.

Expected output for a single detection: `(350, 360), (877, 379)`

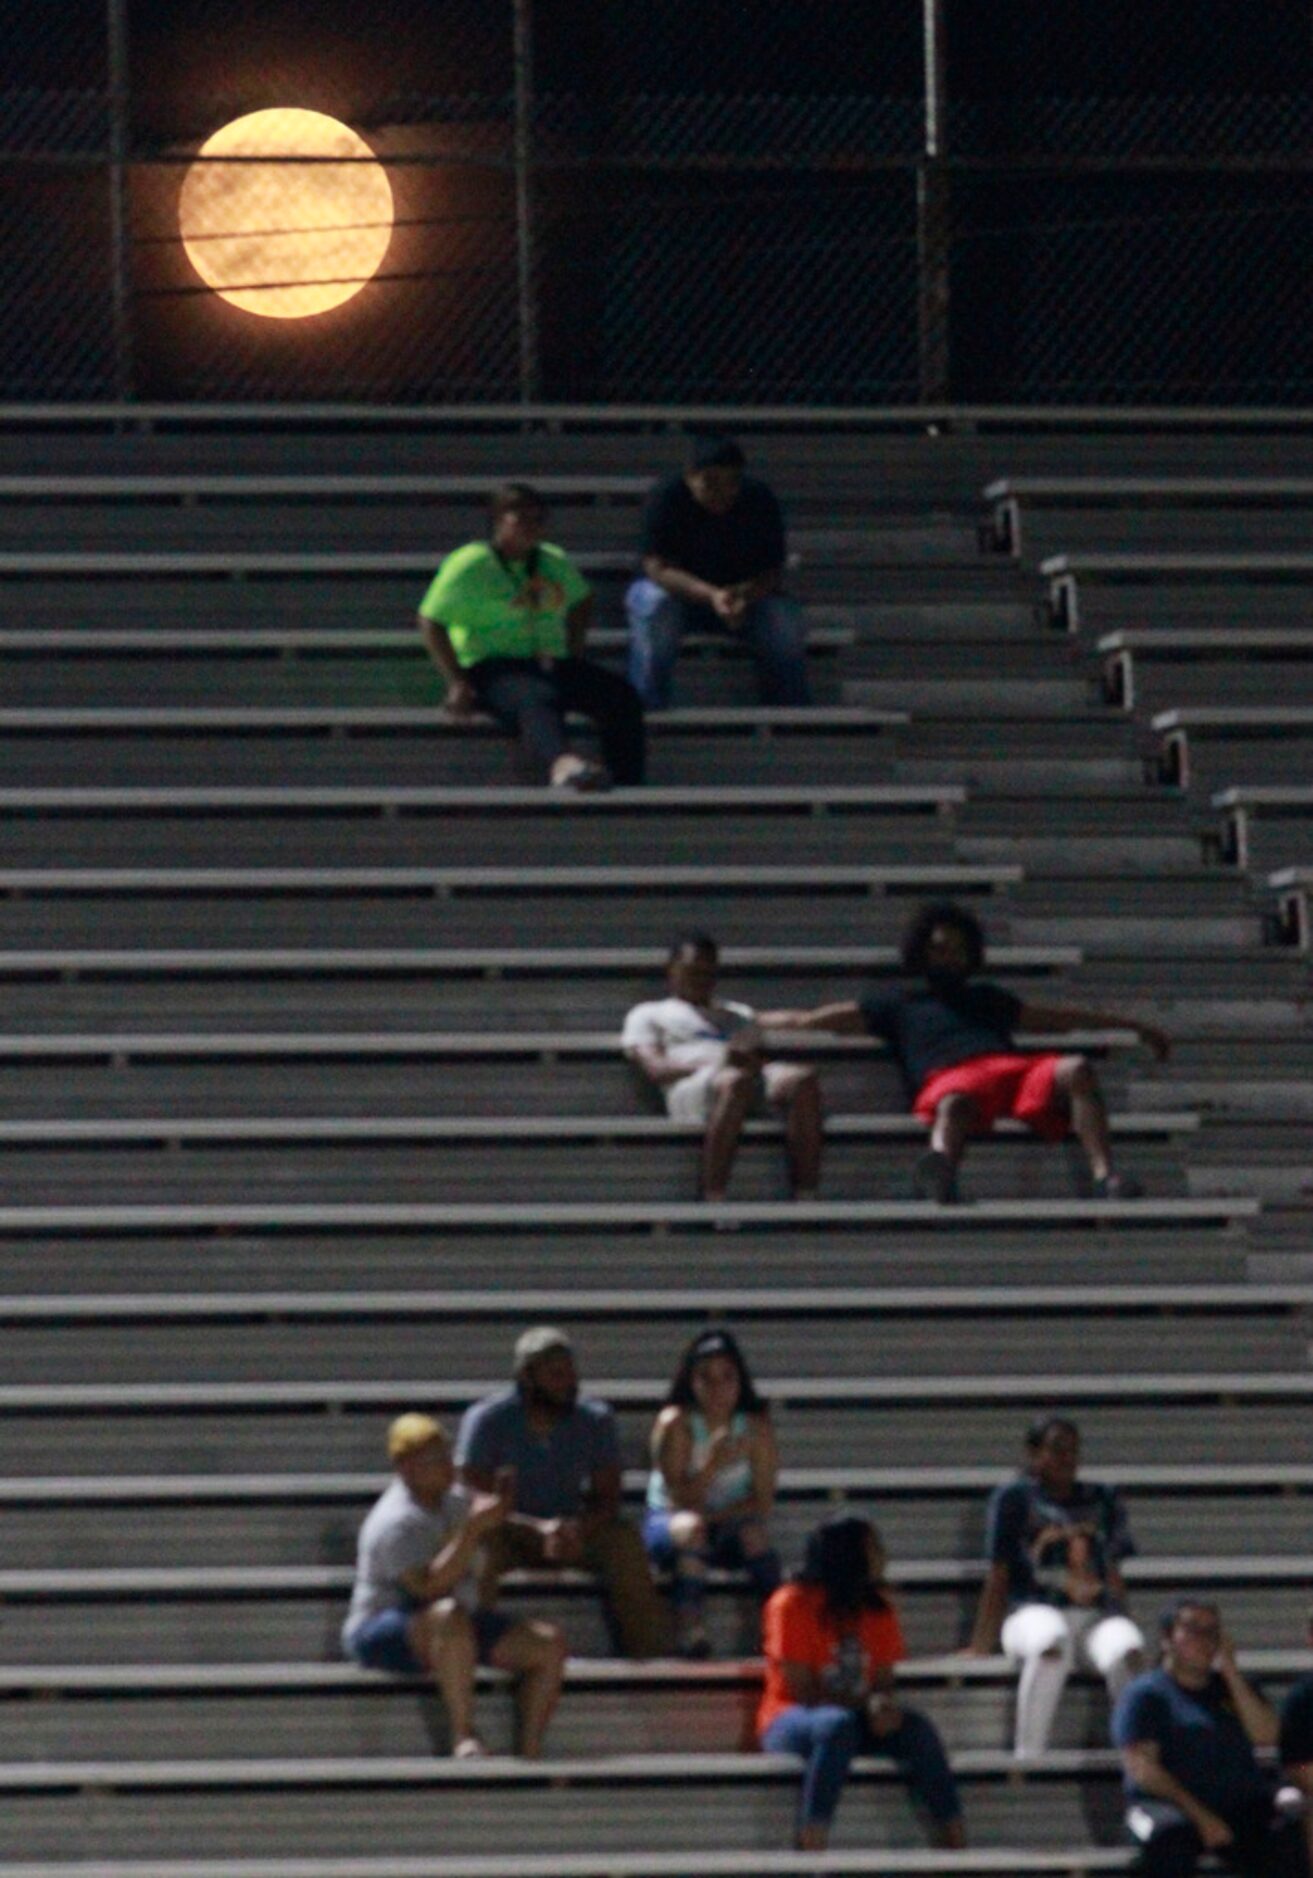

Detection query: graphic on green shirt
(417, 540), (591, 668)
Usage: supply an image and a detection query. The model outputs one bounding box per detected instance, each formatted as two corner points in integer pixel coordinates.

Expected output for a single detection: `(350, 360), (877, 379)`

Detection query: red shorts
(912, 1052), (1069, 1143)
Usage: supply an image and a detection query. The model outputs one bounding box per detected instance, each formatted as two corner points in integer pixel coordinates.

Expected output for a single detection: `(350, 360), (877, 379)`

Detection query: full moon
(179, 109), (394, 319)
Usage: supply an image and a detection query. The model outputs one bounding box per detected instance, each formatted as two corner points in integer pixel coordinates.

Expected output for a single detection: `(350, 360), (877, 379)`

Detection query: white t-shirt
(620, 996), (758, 1077)
(342, 1477), (478, 1651)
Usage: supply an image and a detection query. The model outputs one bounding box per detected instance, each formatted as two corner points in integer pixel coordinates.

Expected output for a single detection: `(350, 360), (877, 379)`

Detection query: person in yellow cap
(342, 1412), (566, 1757)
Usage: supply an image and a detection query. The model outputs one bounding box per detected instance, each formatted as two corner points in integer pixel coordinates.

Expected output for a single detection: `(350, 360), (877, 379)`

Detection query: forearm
(730, 566), (784, 604)
(566, 597), (593, 659)
(1125, 1755), (1222, 1833)
(757, 1001), (866, 1035)
(419, 1524), (485, 1598)
(643, 556), (720, 608)
(418, 617), (465, 686)
(627, 1047), (700, 1089)
(1223, 1673), (1279, 1747)
(968, 1569), (1010, 1652)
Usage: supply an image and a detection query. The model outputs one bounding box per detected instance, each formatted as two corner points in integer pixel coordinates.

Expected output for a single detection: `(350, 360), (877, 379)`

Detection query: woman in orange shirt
(758, 1514), (965, 1853)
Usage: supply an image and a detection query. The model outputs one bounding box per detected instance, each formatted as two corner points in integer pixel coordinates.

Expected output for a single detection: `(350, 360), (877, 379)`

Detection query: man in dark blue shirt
(624, 434), (811, 709)
(963, 1415), (1143, 1758)
(767, 900), (1170, 1202)
(1113, 1597), (1307, 1877)
(1279, 1608), (1313, 1874)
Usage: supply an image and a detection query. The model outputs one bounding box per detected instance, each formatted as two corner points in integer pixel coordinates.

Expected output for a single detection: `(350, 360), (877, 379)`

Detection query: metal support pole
(512, 0), (541, 404)
(917, 0), (951, 402)
(106, 0), (134, 401)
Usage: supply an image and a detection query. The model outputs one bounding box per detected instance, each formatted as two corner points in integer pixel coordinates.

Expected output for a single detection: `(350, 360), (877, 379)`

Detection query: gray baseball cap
(514, 1324), (574, 1370)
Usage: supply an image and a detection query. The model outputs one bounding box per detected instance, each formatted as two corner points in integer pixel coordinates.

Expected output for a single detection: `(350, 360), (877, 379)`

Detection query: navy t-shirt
(985, 1473), (1136, 1611)
(859, 980), (1024, 1100)
(1280, 1675), (1313, 1765)
(1113, 1668), (1270, 1817)
(641, 474), (786, 587)
(454, 1384), (620, 1520)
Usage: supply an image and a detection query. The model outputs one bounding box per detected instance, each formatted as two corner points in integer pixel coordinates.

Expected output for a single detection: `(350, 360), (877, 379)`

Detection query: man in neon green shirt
(418, 483), (646, 787)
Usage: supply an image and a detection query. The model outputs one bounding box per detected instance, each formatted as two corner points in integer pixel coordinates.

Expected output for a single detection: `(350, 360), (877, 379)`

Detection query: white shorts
(666, 1061), (794, 1124)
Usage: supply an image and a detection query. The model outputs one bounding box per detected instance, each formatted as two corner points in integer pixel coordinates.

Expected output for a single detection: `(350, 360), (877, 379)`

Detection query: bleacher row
(1, 405), (1312, 1878)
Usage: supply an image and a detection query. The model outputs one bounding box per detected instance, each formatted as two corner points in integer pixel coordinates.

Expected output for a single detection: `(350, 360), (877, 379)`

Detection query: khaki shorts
(666, 1061), (794, 1124)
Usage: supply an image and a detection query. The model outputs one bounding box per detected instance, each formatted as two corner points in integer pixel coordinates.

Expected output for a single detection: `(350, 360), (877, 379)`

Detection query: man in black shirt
(625, 434), (811, 709)
(768, 901), (1170, 1202)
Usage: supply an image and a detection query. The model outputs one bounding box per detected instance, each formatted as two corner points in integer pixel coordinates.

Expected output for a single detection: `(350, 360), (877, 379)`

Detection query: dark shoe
(1093, 1170), (1144, 1200)
(912, 1149), (961, 1205)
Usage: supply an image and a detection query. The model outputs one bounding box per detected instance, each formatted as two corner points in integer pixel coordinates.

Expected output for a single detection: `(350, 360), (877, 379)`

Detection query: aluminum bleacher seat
(2, 409), (1309, 1877)
(984, 476), (1313, 560)
(1100, 629), (1313, 716)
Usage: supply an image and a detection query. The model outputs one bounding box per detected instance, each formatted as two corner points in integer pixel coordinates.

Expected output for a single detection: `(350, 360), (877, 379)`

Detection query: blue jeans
(761, 1703), (962, 1835)
(642, 1507), (781, 1615)
(625, 578), (812, 709)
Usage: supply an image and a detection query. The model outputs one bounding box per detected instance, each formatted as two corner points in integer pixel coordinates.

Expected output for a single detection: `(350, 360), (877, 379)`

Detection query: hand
(1196, 1809), (1234, 1851)
(865, 1693), (902, 1737)
(541, 1517), (584, 1565)
(709, 587), (744, 629)
(1212, 1632), (1239, 1678)
(1137, 1022), (1171, 1063)
(726, 1026), (766, 1071)
(443, 678), (477, 718)
(705, 1427), (751, 1473)
(466, 1490), (508, 1536)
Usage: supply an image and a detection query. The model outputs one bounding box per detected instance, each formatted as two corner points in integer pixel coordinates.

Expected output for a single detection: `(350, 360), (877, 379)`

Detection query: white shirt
(342, 1477), (478, 1651)
(620, 995), (759, 1076)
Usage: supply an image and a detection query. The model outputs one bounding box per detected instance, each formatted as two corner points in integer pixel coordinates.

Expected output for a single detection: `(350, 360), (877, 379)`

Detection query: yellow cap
(386, 1412), (447, 1462)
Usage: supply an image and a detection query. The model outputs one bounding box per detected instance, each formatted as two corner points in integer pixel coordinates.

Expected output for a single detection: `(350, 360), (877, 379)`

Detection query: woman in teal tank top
(643, 1326), (781, 1658)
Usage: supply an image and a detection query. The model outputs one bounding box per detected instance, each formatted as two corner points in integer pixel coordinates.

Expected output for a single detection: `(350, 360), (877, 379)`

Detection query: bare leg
(1053, 1054), (1113, 1183)
(411, 1601), (481, 1753)
(768, 1063), (823, 1197)
(930, 1090), (982, 1169)
(701, 1065), (757, 1202)
(489, 1618), (567, 1759)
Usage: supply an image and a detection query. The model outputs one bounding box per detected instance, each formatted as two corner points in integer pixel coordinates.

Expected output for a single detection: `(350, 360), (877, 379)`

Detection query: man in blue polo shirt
(456, 1326), (670, 1659)
(1113, 1596), (1308, 1876)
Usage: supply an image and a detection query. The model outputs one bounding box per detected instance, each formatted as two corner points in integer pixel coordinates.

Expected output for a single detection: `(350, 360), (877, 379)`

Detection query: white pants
(1001, 1602), (1145, 1758)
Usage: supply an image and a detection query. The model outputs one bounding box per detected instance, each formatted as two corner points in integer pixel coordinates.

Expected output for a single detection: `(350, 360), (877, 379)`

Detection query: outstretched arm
(1017, 1001), (1170, 1062)
(755, 1000), (868, 1034)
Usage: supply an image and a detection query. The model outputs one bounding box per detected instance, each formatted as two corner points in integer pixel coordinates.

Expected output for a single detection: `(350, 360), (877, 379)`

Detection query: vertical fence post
(917, 0), (950, 403)
(512, 0), (541, 405)
(106, 0), (135, 401)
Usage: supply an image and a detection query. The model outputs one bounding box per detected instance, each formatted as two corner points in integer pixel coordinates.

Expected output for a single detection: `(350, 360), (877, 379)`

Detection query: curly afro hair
(900, 901), (986, 976)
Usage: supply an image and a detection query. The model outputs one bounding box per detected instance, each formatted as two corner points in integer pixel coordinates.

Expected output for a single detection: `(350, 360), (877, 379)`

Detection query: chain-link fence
(3, 0), (1312, 403)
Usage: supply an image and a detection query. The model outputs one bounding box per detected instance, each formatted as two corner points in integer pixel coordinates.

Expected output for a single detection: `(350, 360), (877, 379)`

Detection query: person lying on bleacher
(342, 1412), (566, 1759)
(1114, 1596), (1309, 1878)
(643, 1325), (781, 1659)
(764, 898), (1170, 1204)
(621, 930), (824, 1202)
(758, 1514), (966, 1855)
(624, 432), (812, 709)
(417, 481), (646, 789)
(1278, 1607), (1313, 1875)
(456, 1326), (671, 1659)
(962, 1413), (1145, 1760)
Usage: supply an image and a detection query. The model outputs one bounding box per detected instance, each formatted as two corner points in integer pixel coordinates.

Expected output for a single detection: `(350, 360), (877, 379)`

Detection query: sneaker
(453, 1735), (489, 1760)
(1092, 1171), (1144, 1200)
(912, 1148), (961, 1205)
